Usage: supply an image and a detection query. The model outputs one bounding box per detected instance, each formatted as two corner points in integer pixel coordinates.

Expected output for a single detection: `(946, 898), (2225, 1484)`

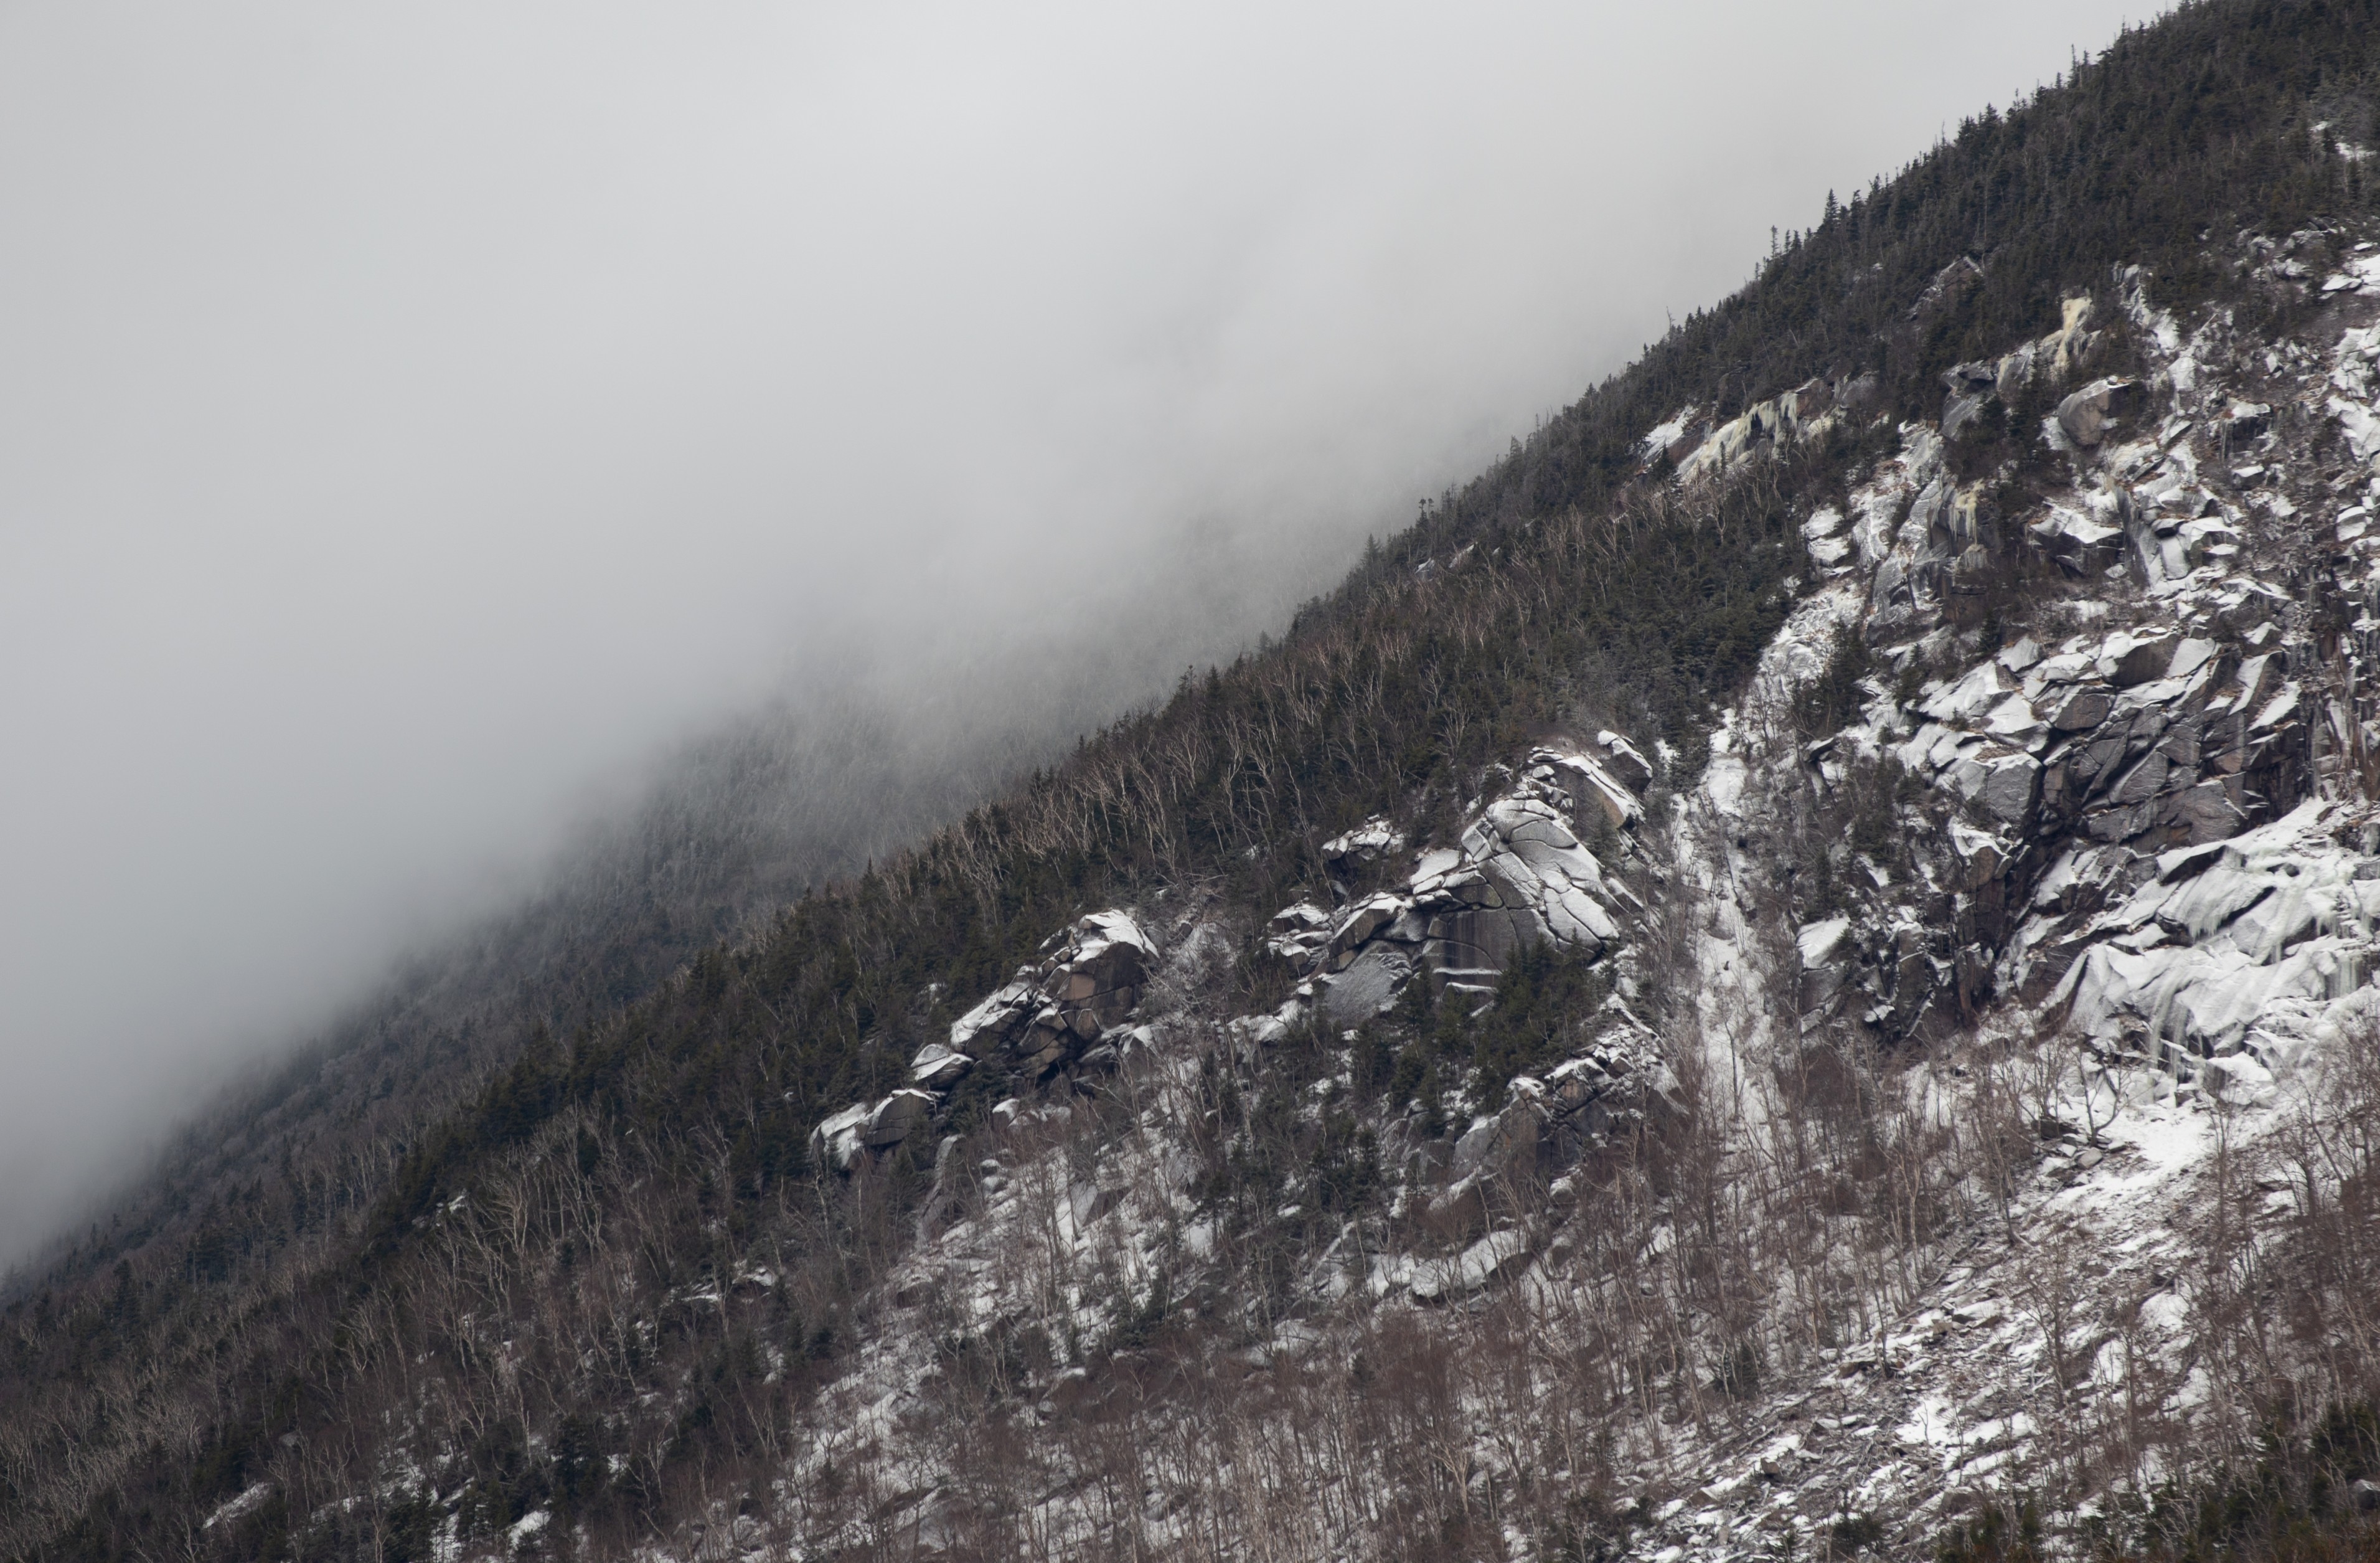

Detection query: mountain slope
(11, 3), (2380, 1559)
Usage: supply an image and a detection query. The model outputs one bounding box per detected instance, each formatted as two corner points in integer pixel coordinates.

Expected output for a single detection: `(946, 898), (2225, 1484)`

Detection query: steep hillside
(12, 3), (2380, 1559)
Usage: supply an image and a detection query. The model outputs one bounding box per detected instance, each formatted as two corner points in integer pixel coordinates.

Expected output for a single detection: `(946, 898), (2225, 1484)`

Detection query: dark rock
(1592, 732), (1657, 791)
(2156, 840), (2227, 882)
(2050, 687), (2112, 731)
(2223, 400), (2272, 440)
(1942, 360), (2001, 395)
(1330, 895), (1408, 958)
(2069, 730), (2131, 796)
(2107, 631), (2180, 687)
(2156, 720), (2203, 767)
(2170, 779), (2249, 844)
(1424, 907), (1546, 974)
(2107, 750), (2170, 808)
(862, 1090), (936, 1149)
(1975, 752), (2043, 826)
(2086, 801), (2159, 843)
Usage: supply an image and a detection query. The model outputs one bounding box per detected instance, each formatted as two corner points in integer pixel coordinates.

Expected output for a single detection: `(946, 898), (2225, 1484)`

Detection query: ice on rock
(1798, 917), (1853, 969)
(1675, 380), (1840, 483)
(1408, 1229), (1531, 1301)
(811, 1101), (872, 1171)
(1640, 405), (1704, 463)
(1804, 506), (1856, 569)
(811, 1088), (943, 1170)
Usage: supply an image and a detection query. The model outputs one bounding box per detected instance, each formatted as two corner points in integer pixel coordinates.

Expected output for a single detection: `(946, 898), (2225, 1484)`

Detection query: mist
(0, 1), (2159, 1264)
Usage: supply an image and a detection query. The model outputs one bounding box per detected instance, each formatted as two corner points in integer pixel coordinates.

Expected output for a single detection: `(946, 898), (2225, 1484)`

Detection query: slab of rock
(811, 1102), (873, 1171)
(1424, 907), (1547, 974)
(1530, 747), (1644, 829)
(2049, 686), (2113, 731)
(2100, 630), (2181, 687)
(863, 1089), (936, 1148)
(1450, 1095), (1548, 1184)
(1322, 894), (1405, 967)
(2029, 508), (2126, 574)
(936, 910), (1157, 1086)
(1949, 748), (2043, 827)
(1797, 916), (1853, 969)
(1321, 945), (1416, 1024)
(910, 1044), (974, 1088)
(2058, 378), (2145, 447)
(948, 973), (1042, 1057)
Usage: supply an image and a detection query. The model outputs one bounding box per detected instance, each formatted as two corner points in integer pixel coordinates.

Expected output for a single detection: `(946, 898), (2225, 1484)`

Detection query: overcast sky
(0, 1), (2159, 1262)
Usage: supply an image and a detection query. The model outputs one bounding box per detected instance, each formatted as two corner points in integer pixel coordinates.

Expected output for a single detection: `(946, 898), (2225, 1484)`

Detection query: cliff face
(13, 7), (2380, 1561)
(732, 232), (2380, 1562)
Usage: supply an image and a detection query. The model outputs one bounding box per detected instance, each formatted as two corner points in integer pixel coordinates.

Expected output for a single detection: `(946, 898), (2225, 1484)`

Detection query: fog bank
(0, 1), (2158, 1261)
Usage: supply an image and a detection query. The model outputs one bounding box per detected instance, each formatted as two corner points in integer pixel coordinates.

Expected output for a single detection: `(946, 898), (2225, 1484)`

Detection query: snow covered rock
(1301, 739), (1654, 1017)
(1328, 892), (1413, 966)
(2043, 801), (2380, 1065)
(811, 1087), (941, 1169)
(1263, 902), (1333, 970)
(1322, 817), (1406, 866)
(847, 910), (1162, 1161)
(1525, 748), (1644, 833)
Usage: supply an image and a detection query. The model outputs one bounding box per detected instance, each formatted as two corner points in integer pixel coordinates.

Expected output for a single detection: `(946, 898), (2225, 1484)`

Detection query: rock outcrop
(1779, 255), (2380, 1079)
(814, 910), (1158, 1167)
(1274, 741), (1651, 1022)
